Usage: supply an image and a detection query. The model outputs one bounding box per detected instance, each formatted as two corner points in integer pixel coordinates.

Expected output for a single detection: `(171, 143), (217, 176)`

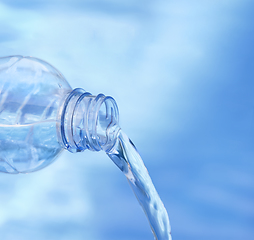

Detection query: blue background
(0, 1), (254, 239)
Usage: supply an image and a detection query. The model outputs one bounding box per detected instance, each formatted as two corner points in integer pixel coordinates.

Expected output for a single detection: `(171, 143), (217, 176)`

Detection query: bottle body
(0, 56), (72, 173)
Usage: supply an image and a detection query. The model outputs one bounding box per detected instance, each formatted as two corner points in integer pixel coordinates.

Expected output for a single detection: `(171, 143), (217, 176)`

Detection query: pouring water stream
(107, 130), (172, 240)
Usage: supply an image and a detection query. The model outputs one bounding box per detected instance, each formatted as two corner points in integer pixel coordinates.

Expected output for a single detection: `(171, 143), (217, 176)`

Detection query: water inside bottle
(107, 130), (172, 240)
(0, 120), (62, 173)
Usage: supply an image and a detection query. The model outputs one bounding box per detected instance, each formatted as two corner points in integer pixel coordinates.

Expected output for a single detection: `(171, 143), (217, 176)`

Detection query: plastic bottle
(0, 55), (119, 174)
(0, 55), (172, 240)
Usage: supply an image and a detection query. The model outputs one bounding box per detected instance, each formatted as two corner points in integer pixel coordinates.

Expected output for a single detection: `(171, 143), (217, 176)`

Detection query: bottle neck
(58, 88), (120, 153)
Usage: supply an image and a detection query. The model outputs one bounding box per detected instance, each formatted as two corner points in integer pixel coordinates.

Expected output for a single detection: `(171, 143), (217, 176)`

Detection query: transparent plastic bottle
(0, 55), (172, 240)
(0, 55), (119, 174)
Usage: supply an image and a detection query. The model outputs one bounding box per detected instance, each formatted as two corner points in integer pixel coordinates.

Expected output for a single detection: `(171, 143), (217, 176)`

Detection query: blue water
(0, 1), (254, 240)
(107, 131), (171, 240)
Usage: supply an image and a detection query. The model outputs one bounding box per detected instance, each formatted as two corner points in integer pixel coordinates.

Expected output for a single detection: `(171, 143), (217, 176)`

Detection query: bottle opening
(58, 88), (120, 153)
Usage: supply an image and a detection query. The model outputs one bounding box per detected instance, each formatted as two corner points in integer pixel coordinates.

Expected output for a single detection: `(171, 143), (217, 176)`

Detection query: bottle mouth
(86, 94), (120, 152)
(58, 88), (120, 153)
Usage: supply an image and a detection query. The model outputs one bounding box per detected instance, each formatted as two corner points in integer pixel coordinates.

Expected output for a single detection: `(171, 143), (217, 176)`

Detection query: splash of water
(107, 130), (172, 240)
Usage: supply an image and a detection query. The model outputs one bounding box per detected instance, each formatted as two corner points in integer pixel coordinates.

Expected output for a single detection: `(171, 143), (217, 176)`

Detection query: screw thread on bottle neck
(58, 88), (120, 153)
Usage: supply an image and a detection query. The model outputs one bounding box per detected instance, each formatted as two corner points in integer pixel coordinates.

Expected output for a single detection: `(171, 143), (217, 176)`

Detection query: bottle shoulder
(0, 55), (72, 90)
(0, 56), (72, 126)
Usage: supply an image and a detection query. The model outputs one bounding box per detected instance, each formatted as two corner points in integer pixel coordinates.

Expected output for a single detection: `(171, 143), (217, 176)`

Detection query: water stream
(107, 130), (172, 240)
